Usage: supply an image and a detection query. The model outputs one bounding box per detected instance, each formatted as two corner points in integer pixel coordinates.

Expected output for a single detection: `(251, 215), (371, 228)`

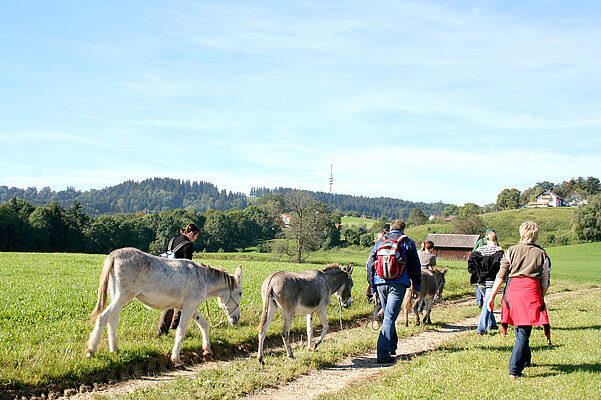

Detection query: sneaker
(509, 374), (522, 380)
(377, 357), (396, 364)
(476, 331), (486, 335)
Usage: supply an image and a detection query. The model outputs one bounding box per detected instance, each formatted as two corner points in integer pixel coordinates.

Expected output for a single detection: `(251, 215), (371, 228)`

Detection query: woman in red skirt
(487, 221), (551, 379)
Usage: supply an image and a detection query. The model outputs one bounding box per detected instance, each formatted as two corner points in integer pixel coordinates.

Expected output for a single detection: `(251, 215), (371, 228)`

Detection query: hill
(405, 207), (576, 247)
(0, 178), (450, 218)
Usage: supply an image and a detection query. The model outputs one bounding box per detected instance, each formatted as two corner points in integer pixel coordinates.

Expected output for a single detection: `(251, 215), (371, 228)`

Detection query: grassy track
(320, 290), (601, 400)
(0, 242), (599, 397)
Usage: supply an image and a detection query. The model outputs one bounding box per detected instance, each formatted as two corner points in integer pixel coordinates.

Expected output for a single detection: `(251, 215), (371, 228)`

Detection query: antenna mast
(329, 159), (334, 194)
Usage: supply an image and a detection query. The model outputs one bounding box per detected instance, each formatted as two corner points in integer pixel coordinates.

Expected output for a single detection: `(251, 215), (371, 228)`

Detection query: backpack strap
(171, 239), (190, 254)
(167, 238), (176, 251)
(392, 234), (407, 245)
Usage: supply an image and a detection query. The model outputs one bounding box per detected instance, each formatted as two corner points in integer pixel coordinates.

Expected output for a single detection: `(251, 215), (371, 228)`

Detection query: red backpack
(375, 234), (407, 280)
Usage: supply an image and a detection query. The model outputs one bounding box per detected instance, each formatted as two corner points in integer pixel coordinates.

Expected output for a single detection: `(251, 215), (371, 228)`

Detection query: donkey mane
(198, 262), (237, 290)
(323, 263), (342, 271)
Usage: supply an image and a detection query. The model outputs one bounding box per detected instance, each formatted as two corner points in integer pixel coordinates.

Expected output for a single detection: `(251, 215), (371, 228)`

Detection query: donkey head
(335, 263), (354, 308)
(218, 265), (243, 325)
(433, 266), (449, 302)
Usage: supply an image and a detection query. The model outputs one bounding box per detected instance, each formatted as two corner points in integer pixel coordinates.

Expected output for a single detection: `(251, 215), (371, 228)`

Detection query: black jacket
(162, 235), (194, 260)
(468, 248), (504, 284)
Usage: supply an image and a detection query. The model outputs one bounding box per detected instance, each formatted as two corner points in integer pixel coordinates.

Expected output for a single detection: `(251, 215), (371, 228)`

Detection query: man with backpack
(366, 219), (421, 364)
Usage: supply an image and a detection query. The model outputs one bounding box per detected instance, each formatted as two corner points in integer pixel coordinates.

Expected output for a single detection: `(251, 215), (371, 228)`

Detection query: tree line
(0, 191), (354, 259)
(250, 186), (449, 220)
(0, 178), (248, 216)
(0, 197), (281, 255)
(1, 178), (450, 219)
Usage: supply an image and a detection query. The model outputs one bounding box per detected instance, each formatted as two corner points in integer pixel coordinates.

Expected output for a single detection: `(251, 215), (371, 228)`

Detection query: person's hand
(487, 296), (495, 312)
(412, 290), (421, 299)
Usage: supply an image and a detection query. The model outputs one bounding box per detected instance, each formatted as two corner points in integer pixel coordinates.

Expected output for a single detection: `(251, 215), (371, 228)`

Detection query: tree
(496, 188), (522, 211)
(452, 215), (485, 235)
(407, 207), (427, 226)
(442, 204), (459, 217)
(284, 191), (332, 262)
(0, 198), (33, 251)
(458, 203), (482, 218)
(573, 194), (601, 242)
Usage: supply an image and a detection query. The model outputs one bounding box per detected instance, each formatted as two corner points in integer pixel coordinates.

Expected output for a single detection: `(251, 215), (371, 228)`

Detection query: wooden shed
(426, 233), (479, 261)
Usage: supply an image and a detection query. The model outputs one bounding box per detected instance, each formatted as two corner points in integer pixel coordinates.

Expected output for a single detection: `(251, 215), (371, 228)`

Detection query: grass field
(0, 242), (599, 396)
(321, 290), (601, 400)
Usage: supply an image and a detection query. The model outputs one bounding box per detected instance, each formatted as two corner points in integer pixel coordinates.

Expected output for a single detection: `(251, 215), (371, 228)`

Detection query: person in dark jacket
(468, 230), (503, 334)
(366, 219), (421, 364)
(472, 228), (494, 307)
(156, 223), (201, 337)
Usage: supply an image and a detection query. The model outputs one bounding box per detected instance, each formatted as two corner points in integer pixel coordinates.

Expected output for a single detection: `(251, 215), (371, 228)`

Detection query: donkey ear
(443, 266), (449, 274)
(346, 263), (354, 275)
(234, 264), (242, 283)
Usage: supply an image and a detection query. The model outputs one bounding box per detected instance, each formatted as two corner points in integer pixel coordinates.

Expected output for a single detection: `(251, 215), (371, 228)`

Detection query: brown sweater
(496, 243), (550, 288)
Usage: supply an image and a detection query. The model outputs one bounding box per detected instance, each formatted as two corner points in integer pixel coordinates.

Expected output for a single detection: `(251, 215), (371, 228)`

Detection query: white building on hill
(527, 190), (568, 208)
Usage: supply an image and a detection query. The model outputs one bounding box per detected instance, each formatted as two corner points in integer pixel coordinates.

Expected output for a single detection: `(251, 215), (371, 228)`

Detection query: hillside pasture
(406, 207), (577, 248)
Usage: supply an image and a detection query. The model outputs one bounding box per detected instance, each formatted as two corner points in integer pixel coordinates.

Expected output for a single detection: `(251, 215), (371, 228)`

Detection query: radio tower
(329, 159), (334, 194)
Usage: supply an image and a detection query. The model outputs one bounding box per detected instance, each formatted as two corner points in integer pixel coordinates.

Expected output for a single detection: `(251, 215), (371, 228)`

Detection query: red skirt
(500, 277), (551, 344)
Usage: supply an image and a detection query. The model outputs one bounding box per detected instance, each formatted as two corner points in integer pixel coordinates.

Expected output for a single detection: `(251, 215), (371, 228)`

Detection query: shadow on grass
(549, 324), (601, 331)
(534, 362), (601, 377)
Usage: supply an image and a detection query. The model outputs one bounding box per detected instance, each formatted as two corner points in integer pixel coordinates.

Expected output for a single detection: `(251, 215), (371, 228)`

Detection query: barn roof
(426, 233), (479, 249)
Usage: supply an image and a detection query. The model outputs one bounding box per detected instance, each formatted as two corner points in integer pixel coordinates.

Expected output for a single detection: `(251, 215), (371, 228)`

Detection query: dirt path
(240, 288), (598, 400)
(57, 288), (596, 400)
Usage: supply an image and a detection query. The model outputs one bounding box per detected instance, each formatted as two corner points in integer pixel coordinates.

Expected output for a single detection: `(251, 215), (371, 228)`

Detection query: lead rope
(205, 300), (226, 328)
(347, 295), (381, 339)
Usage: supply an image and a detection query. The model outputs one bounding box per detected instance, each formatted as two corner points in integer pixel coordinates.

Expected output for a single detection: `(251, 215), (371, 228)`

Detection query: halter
(334, 271), (353, 329)
(205, 285), (240, 328)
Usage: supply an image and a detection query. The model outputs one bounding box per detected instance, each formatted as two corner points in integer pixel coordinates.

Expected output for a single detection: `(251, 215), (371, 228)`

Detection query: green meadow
(0, 241), (599, 398)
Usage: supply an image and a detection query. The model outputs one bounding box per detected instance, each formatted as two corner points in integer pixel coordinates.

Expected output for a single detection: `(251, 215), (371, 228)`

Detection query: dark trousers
(157, 309), (181, 336)
(509, 325), (532, 376)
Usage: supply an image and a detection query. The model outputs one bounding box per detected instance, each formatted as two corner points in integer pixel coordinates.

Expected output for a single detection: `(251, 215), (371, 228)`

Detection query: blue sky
(1, 1), (600, 206)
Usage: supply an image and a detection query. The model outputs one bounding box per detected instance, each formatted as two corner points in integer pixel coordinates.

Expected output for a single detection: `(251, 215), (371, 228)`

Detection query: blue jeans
(476, 284), (483, 306)
(509, 326), (532, 376)
(376, 283), (407, 359)
(477, 285), (497, 333)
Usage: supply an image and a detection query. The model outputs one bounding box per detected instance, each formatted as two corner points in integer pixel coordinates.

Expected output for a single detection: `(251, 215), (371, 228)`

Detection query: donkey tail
(257, 278), (275, 332)
(89, 253), (114, 323)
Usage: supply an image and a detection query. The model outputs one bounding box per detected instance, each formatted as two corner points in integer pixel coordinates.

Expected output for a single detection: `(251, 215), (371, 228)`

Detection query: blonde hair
(374, 231), (386, 243)
(486, 230), (498, 245)
(519, 221), (539, 244)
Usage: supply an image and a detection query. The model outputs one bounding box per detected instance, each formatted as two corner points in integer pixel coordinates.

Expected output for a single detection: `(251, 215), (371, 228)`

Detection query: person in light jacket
(487, 221), (551, 379)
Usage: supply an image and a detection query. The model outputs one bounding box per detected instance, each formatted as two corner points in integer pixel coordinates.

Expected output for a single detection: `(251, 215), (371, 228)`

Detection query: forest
(0, 177), (449, 219)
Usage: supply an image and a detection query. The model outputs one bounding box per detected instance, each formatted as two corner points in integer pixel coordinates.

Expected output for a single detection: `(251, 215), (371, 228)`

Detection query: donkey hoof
(171, 357), (185, 367)
(86, 350), (95, 358)
(202, 351), (214, 362)
(258, 356), (264, 365)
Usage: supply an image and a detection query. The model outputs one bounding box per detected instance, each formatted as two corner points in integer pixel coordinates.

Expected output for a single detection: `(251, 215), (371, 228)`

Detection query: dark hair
(181, 223), (200, 235)
(425, 240), (435, 250)
(390, 219), (405, 232)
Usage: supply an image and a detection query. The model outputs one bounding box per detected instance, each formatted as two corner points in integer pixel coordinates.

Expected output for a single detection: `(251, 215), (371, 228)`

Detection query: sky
(1, 0), (600, 206)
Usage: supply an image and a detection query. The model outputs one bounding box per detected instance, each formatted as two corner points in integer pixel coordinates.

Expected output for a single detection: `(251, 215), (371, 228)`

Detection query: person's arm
(487, 250), (511, 311)
(183, 242), (194, 260)
(366, 246), (378, 293)
(486, 277), (504, 312)
(406, 239), (421, 296)
(541, 256), (551, 296)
